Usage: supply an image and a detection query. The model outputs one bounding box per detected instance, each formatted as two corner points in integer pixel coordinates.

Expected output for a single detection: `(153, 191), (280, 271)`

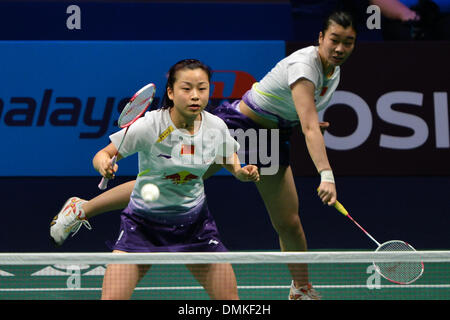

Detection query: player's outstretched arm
(291, 79), (336, 206)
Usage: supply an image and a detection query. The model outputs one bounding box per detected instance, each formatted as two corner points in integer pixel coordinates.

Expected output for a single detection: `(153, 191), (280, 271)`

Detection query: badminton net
(0, 251), (449, 300)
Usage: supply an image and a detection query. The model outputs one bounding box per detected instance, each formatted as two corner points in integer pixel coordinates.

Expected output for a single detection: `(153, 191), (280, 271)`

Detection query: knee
(271, 212), (304, 236)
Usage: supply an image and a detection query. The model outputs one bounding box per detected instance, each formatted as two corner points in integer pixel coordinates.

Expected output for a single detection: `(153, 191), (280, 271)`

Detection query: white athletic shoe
(288, 282), (321, 300)
(50, 197), (92, 246)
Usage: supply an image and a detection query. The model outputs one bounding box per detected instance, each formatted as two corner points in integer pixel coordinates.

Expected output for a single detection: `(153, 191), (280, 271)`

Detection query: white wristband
(320, 170), (335, 183)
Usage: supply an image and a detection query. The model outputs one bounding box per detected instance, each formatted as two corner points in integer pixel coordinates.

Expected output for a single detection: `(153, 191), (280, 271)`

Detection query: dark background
(1, 174), (448, 252)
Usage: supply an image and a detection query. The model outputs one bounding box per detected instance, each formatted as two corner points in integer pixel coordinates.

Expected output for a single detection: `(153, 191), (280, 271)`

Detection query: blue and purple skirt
(109, 201), (227, 253)
(211, 93), (293, 168)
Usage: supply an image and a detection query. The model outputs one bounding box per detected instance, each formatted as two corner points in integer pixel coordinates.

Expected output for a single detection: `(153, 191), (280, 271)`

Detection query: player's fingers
(102, 161), (117, 179)
(244, 166), (257, 176)
(317, 186), (333, 205)
(327, 194), (337, 206)
(252, 170), (260, 181)
(105, 170), (114, 179)
(251, 167), (260, 181)
(317, 187), (326, 199)
(252, 166), (260, 177)
(102, 158), (112, 170)
(322, 193), (331, 205)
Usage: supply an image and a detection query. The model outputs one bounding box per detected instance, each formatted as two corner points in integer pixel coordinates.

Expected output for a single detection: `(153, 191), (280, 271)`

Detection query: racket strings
(118, 85), (155, 127)
(98, 83), (155, 190)
(375, 241), (424, 284)
(119, 101), (148, 126)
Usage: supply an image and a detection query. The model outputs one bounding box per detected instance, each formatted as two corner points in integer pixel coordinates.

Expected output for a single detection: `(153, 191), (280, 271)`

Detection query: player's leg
(187, 263), (239, 300)
(255, 165), (309, 287)
(101, 250), (151, 300)
(82, 180), (136, 219)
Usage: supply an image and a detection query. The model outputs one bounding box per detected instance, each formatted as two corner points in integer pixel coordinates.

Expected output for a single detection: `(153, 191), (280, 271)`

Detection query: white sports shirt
(250, 46), (340, 123)
(110, 108), (239, 217)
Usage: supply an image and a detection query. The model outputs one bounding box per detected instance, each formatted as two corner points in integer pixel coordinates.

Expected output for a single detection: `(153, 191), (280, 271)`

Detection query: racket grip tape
(98, 155), (118, 190)
(334, 201), (349, 216)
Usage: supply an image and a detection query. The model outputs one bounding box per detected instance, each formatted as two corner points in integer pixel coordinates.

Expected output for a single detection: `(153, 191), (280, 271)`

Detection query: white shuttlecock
(141, 183), (160, 202)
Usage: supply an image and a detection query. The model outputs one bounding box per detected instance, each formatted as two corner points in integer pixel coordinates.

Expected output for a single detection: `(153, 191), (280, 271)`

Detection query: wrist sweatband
(320, 170), (335, 183)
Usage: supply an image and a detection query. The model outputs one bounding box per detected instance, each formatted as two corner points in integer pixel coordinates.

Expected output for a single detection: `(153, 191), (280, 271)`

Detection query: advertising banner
(287, 42), (450, 176)
(0, 41), (284, 176)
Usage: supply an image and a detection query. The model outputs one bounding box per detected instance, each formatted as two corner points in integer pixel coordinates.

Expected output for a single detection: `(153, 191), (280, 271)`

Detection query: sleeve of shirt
(215, 119), (240, 158)
(109, 111), (158, 158)
(287, 61), (319, 88)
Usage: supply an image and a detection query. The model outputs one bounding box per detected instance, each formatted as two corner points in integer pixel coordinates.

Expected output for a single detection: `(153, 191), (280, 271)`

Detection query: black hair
(161, 59), (212, 109)
(322, 11), (357, 35)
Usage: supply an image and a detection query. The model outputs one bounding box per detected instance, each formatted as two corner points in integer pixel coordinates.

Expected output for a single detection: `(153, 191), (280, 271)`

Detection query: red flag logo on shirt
(181, 144), (195, 155)
(320, 86), (328, 96)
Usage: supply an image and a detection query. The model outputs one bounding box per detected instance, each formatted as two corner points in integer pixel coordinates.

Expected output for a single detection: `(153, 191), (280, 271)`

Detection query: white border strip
(0, 284), (449, 292)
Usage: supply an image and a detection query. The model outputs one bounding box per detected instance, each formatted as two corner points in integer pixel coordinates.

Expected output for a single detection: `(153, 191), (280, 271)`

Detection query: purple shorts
(109, 201), (227, 253)
(211, 99), (292, 168)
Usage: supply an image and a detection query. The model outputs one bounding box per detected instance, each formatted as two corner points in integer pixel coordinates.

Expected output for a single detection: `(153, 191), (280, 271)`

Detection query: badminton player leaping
(51, 11), (357, 300)
(212, 11), (355, 300)
(51, 59), (259, 300)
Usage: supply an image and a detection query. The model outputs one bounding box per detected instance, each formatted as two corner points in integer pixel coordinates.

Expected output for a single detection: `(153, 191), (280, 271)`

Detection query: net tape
(1, 251), (449, 265)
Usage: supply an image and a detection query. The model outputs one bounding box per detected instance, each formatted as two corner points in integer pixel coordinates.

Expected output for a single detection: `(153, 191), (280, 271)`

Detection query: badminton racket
(321, 190), (424, 285)
(98, 83), (156, 190)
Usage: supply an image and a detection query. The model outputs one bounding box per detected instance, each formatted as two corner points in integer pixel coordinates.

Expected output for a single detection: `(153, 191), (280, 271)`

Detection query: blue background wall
(0, 1), (448, 253)
(0, 40), (284, 176)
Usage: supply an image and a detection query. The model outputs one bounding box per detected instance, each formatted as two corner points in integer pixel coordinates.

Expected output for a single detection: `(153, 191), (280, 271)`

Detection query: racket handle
(334, 201), (349, 216)
(98, 155), (117, 190)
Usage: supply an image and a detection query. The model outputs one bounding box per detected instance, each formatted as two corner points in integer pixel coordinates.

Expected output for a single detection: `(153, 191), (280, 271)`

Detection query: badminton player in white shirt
(211, 11), (356, 300)
(51, 59), (259, 300)
(217, 11), (356, 299)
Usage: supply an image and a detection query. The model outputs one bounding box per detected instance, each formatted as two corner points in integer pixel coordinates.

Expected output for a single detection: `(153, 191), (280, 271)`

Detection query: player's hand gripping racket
(320, 189), (424, 285)
(98, 83), (156, 190)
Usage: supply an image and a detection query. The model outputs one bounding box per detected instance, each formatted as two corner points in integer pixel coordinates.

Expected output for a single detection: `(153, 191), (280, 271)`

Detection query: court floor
(1, 262), (448, 300)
